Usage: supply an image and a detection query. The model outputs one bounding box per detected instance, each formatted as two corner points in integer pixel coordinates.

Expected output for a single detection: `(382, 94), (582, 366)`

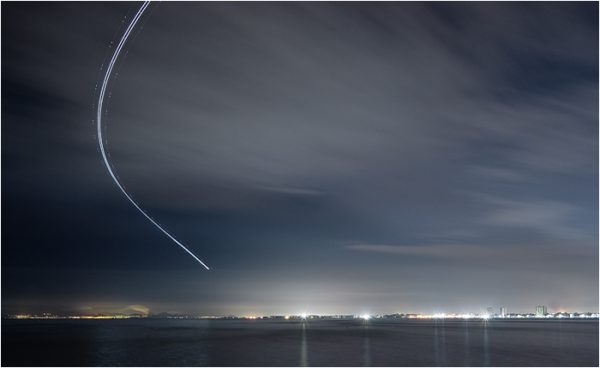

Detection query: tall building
(486, 307), (494, 316)
(500, 307), (507, 317)
(535, 305), (547, 317)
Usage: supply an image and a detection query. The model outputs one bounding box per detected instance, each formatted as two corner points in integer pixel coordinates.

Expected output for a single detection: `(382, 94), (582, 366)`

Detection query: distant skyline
(2, 2), (598, 316)
(6, 305), (600, 319)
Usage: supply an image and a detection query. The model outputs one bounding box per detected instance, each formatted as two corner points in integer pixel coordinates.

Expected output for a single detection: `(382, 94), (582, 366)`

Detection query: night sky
(2, 2), (598, 316)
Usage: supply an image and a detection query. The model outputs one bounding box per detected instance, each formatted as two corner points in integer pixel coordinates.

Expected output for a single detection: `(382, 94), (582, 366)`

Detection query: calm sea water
(2, 319), (598, 366)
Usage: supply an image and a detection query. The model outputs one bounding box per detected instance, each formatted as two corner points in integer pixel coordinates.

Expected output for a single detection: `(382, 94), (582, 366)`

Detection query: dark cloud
(2, 2), (598, 315)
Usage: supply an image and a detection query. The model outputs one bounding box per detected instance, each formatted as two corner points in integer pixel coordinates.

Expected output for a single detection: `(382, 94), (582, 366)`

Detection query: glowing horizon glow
(361, 314), (371, 320)
(95, 2), (210, 270)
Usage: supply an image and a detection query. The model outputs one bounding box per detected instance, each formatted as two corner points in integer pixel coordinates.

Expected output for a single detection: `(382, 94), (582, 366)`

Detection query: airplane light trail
(96, 1), (210, 270)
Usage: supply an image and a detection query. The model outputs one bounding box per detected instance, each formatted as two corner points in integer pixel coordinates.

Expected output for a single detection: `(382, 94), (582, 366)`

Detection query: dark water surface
(2, 319), (598, 366)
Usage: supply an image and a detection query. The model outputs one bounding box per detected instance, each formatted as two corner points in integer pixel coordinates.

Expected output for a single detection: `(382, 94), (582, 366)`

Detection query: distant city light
(6, 310), (599, 321)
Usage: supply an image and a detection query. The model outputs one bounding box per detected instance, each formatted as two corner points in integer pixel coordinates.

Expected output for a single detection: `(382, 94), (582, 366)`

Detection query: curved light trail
(96, 1), (210, 270)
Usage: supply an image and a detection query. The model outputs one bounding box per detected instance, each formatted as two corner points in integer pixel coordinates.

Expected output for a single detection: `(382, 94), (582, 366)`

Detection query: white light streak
(96, 2), (209, 270)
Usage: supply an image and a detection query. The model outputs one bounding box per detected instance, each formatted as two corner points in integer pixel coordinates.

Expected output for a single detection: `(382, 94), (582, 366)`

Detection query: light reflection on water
(2, 319), (598, 366)
(433, 319), (447, 366)
(464, 319), (470, 366)
(483, 320), (490, 367)
(300, 320), (308, 367)
(363, 320), (371, 367)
